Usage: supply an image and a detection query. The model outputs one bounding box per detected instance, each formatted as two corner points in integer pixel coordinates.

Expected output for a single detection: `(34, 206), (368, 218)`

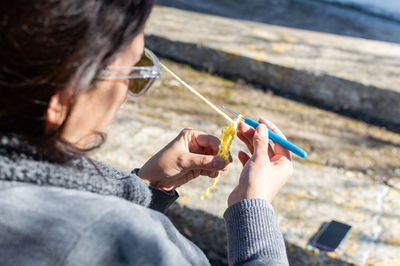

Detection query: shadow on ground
(166, 203), (355, 266)
(157, 0), (400, 44)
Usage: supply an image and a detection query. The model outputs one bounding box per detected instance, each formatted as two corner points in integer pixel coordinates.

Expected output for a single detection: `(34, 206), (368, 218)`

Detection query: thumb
(180, 153), (227, 171)
(252, 124), (270, 162)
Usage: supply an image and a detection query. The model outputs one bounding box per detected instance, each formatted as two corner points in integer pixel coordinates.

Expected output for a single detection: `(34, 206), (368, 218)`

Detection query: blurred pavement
(145, 6), (400, 130)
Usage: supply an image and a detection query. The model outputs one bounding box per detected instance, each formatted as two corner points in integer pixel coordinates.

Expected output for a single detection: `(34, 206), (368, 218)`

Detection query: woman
(0, 0), (293, 265)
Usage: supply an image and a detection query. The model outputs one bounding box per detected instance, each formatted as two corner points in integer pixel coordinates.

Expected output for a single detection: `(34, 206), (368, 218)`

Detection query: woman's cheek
(105, 81), (128, 108)
(115, 80), (129, 104)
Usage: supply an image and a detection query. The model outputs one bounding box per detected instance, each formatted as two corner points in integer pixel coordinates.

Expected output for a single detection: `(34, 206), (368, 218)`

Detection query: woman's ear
(46, 92), (69, 128)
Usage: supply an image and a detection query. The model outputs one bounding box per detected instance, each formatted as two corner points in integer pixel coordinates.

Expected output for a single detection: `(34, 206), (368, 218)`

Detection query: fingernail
(213, 157), (227, 168)
(258, 124), (267, 138)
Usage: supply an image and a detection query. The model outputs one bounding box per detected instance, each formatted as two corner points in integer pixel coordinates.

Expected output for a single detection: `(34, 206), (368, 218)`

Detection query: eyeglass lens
(128, 52), (154, 96)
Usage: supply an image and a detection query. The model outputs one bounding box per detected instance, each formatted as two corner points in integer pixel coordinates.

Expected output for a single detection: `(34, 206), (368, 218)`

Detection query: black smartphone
(313, 220), (352, 251)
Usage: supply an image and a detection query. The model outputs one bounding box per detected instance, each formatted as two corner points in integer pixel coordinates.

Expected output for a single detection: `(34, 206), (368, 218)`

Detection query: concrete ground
(145, 6), (400, 129)
(93, 59), (400, 265)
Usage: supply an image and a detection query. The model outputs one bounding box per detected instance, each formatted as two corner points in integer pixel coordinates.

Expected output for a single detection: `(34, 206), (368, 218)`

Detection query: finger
(180, 128), (220, 154)
(258, 117), (291, 161)
(192, 169), (201, 179)
(238, 151), (250, 166)
(202, 146), (214, 156)
(180, 154), (227, 171)
(237, 132), (254, 154)
(268, 143), (274, 158)
(237, 122), (255, 154)
(238, 121), (255, 143)
(258, 118), (286, 139)
(209, 171), (219, 178)
(252, 123), (270, 162)
(200, 170), (218, 178)
(192, 131), (221, 154)
(200, 170), (209, 176)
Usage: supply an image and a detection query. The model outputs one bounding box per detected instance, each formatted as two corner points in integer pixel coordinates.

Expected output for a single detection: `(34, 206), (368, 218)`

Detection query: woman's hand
(228, 118), (293, 207)
(137, 128), (229, 191)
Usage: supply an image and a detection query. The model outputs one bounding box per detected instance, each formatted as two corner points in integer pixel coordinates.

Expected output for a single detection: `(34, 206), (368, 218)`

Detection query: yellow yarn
(216, 122), (237, 164)
(200, 116), (242, 200)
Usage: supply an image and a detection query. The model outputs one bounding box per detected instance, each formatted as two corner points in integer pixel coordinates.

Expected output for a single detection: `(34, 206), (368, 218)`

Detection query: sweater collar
(0, 135), (151, 207)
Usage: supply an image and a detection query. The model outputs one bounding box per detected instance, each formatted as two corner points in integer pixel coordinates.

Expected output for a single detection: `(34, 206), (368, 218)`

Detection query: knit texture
(224, 198), (289, 266)
(0, 135), (152, 207)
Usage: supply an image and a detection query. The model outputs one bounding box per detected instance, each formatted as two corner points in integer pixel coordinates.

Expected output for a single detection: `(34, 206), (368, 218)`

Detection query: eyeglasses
(100, 48), (162, 97)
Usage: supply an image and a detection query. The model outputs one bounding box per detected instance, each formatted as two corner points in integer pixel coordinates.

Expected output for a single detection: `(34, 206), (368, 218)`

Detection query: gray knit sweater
(0, 135), (288, 265)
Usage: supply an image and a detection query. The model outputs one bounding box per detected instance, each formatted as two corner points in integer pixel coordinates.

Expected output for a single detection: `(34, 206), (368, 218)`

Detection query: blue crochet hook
(222, 106), (307, 158)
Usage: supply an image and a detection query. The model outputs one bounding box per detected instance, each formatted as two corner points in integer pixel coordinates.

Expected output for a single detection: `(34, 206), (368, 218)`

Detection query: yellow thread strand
(160, 63), (233, 123)
(200, 174), (220, 200)
(200, 116), (242, 200)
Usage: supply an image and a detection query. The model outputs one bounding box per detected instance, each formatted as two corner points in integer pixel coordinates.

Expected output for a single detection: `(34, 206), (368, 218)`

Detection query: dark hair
(0, 0), (155, 159)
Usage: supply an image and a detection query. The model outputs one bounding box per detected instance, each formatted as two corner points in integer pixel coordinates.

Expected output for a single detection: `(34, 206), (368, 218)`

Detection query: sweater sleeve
(147, 186), (179, 213)
(131, 168), (179, 213)
(223, 198), (289, 266)
(88, 160), (178, 212)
